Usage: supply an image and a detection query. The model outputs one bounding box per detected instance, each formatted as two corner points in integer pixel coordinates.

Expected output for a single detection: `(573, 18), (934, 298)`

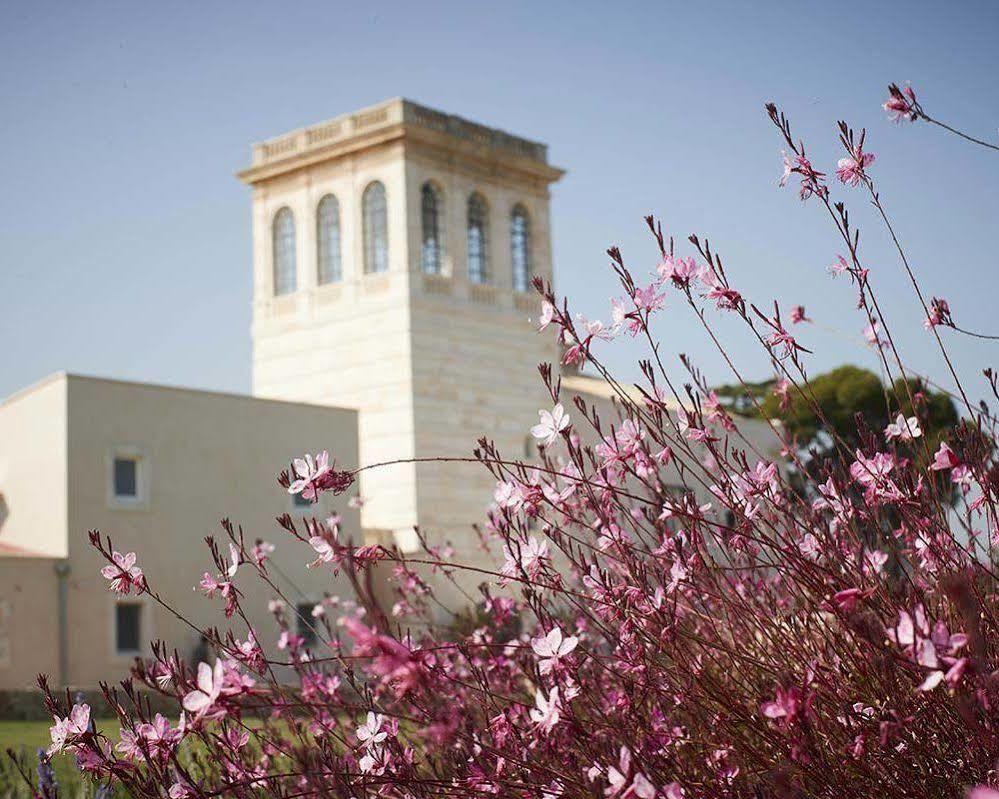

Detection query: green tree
(717, 364), (959, 459)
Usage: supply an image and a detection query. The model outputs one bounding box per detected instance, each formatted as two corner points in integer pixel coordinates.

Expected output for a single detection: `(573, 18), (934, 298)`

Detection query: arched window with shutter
(511, 204), (531, 292)
(421, 182), (443, 274)
(272, 207), (296, 295)
(316, 194), (342, 284)
(362, 181), (389, 274)
(467, 192), (489, 284)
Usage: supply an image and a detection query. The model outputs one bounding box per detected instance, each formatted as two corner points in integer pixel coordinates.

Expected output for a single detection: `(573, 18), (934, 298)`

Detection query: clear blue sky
(2, 0), (997, 404)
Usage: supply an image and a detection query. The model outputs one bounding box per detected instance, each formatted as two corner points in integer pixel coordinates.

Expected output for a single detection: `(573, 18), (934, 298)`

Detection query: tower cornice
(236, 98), (565, 187)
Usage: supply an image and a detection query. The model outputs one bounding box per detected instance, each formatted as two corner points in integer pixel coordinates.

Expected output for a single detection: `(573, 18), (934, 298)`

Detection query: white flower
(531, 404), (570, 446)
(307, 536), (336, 568)
(225, 543), (240, 578)
(358, 744), (387, 775)
(865, 549), (888, 575)
(182, 660), (224, 716)
(531, 626), (578, 675)
(885, 413), (922, 441)
(494, 480), (518, 507)
(632, 773), (656, 799)
(356, 712), (387, 748)
(538, 300), (556, 330)
(501, 536), (549, 580)
(798, 533), (820, 559)
(287, 451), (331, 501)
(529, 686), (562, 734)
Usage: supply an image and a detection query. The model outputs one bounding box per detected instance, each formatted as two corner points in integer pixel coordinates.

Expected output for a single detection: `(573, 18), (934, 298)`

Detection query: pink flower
(501, 536), (549, 583)
(633, 283), (666, 314)
(531, 404), (570, 447)
(225, 542), (240, 578)
(885, 413), (922, 441)
(951, 464), (973, 490)
(863, 322), (884, 349)
(789, 305), (809, 324)
(826, 587), (871, 614)
(251, 540), (274, 566)
(698, 267), (743, 311)
(48, 703), (91, 755)
(531, 626), (578, 675)
(760, 685), (801, 722)
(101, 551), (145, 595)
(849, 450), (895, 487)
(864, 550), (889, 575)
(307, 534), (337, 568)
(782, 152), (828, 201)
(529, 686), (562, 734)
(924, 297), (951, 329)
(777, 150), (793, 187)
(773, 378), (791, 411)
(766, 323), (802, 360)
(538, 300), (556, 331)
(137, 713), (182, 756)
(277, 630), (304, 650)
(828, 254), (850, 277)
(884, 83), (918, 123)
(659, 255), (698, 287)
(356, 711), (388, 748)
(929, 441), (960, 471)
(836, 146), (875, 187)
(287, 451), (331, 502)
(182, 660), (224, 718)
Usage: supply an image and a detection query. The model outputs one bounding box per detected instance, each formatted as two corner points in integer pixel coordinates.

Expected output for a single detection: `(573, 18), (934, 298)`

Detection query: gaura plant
(12, 82), (999, 799)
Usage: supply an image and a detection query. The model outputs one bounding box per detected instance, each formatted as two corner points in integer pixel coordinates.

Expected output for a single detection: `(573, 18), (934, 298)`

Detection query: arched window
(272, 207), (296, 295)
(363, 181), (388, 274)
(316, 194), (342, 285)
(511, 204), (531, 292)
(421, 182), (443, 274)
(467, 192), (489, 284)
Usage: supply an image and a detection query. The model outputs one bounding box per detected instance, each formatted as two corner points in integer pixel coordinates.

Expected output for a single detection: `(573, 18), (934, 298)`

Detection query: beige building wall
(0, 374), (69, 558)
(0, 556), (61, 688)
(0, 374), (360, 690)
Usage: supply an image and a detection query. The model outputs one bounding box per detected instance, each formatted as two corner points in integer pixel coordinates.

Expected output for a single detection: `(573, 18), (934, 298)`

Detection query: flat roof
(561, 373), (686, 412)
(0, 372), (356, 415)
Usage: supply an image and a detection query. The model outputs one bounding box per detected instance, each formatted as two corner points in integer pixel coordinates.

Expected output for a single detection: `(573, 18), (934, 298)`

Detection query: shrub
(14, 82), (999, 798)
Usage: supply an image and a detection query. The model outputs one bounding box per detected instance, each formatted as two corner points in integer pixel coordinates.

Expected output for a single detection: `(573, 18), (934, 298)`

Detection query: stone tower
(238, 99), (564, 564)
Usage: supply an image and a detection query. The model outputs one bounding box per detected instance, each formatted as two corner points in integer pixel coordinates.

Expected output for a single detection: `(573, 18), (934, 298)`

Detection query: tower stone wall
(240, 99), (564, 569)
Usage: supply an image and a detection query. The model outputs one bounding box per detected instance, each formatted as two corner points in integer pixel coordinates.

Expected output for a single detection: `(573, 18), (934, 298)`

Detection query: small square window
(296, 602), (317, 647)
(113, 457), (138, 499)
(115, 603), (142, 653)
(108, 447), (148, 509)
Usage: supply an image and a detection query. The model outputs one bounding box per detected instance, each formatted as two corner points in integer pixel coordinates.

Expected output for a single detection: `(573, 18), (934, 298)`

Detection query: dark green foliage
(717, 364), (959, 454)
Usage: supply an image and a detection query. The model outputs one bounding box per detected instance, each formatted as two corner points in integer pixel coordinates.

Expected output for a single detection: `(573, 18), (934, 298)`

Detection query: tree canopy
(716, 364), (960, 454)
